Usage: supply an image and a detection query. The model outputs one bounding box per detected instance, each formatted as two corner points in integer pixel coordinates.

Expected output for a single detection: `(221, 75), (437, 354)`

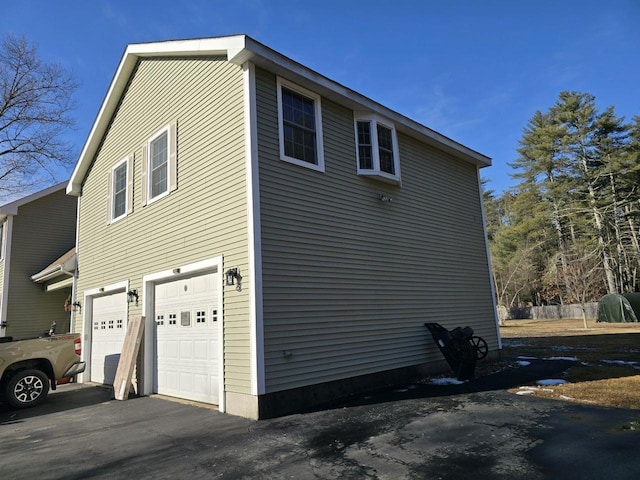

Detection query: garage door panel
(91, 292), (127, 385)
(154, 272), (219, 404)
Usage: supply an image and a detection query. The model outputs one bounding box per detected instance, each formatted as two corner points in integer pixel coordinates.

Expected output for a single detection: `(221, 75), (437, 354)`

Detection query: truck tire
(5, 369), (50, 408)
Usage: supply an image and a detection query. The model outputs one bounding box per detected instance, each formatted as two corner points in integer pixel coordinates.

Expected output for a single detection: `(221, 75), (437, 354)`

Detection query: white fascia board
(67, 36), (249, 196)
(67, 47), (139, 195)
(232, 38), (491, 167)
(128, 35), (247, 58)
(31, 253), (76, 283)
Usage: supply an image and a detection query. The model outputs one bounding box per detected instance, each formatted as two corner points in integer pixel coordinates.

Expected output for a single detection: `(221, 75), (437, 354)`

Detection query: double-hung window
(150, 130), (168, 199)
(143, 123), (177, 205)
(108, 156), (132, 224)
(355, 114), (401, 183)
(277, 77), (324, 172)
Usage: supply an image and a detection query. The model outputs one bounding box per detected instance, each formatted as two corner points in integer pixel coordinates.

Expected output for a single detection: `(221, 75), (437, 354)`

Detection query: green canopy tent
(596, 294), (639, 323)
(622, 293), (640, 319)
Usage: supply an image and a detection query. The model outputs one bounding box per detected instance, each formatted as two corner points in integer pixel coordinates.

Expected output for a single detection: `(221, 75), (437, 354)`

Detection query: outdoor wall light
(127, 289), (139, 306)
(72, 301), (82, 312)
(378, 194), (392, 202)
(225, 268), (242, 290)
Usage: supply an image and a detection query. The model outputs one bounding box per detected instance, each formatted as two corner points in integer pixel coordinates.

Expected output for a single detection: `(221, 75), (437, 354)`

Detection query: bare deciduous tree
(562, 242), (607, 328)
(0, 33), (76, 199)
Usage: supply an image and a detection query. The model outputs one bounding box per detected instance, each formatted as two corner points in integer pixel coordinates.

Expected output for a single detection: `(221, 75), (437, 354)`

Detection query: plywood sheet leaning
(113, 315), (145, 401)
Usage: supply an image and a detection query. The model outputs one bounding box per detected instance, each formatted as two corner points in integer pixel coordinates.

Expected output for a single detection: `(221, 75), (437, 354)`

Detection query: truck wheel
(5, 369), (50, 408)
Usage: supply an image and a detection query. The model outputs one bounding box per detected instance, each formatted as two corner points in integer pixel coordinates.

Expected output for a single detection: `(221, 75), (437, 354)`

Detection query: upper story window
(277, 77), (324, 172)
(142, 122), (177, 205)
(111, 158), (129, 222)
(107, 156), (132, 224)
(150, 130), (168, 199)
(355, 114), (401, 184)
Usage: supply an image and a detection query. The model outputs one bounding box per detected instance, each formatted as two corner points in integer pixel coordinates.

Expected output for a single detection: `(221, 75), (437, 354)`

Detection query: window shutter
(141, 144), (148, 206)
(106, 170), (113, 225)
(127, 155), (134, 214)
(169, 121), (178, 192)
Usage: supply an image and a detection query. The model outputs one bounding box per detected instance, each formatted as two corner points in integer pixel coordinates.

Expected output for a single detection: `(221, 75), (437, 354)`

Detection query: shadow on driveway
(0, 383), (116, 425)
(301, 357), (577, 414)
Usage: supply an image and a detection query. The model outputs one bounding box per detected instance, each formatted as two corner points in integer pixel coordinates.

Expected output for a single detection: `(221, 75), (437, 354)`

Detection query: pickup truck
(0, 324), (86, 408)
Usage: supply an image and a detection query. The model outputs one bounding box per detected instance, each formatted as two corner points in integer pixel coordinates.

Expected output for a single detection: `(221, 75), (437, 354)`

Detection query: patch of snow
(429, 377), (465, 385)
(394, 389), (408, 393)
(516, 390), (534, 395)
(537, 379), (567, 386)
(517, 355), (537, 360)
(546, 356), (578, 361)
(602, 359), (638, 366)
(516, 360), (531, 367)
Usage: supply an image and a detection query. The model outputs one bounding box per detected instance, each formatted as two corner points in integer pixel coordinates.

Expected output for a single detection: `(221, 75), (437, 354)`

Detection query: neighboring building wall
(255, 68), (496, 394)
(73, 57), (251, 394)
(5, 190), (77, 339)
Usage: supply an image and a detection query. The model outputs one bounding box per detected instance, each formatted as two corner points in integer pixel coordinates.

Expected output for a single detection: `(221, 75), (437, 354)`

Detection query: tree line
(484, 91), (640, 311)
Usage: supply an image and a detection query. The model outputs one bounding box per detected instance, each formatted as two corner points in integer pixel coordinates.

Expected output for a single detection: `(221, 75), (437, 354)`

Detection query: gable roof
(67, 34), (491, 195)
(0, 182), (68, 221)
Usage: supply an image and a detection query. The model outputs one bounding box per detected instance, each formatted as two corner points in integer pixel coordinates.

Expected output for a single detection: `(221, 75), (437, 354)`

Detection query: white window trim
(277, 77), (325, 173)
(144, 123), (177, 205)
(354, 113), (401, 184)
(109, 156), (131, 224)
(146, 125), (170, 204)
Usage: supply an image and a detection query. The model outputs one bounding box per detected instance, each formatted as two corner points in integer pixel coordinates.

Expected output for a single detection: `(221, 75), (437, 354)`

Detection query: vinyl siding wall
(74, 57), (251, 394)
(5, 191), (77, 339)
(255, 68), (496, 393)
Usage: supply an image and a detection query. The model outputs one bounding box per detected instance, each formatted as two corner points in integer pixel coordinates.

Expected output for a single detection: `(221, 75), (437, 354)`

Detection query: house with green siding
(66, 35), (499, 419)
(0, 183), (78, 340)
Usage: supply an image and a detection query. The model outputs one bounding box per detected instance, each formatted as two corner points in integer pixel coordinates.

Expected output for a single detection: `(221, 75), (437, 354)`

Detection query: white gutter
(31, 254), (77, 283)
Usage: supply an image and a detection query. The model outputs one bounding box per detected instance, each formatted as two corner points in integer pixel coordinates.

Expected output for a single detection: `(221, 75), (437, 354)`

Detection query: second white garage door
(154, 272), (219, 404)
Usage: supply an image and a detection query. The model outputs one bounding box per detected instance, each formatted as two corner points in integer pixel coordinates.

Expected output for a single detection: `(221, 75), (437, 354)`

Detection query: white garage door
(154, 272), (219, 404)
(91, 291), (127, 385)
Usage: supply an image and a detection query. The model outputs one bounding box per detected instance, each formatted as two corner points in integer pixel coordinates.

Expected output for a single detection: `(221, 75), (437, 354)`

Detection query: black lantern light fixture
(127, 289), (139, 306)
(225, 268), (242, 291)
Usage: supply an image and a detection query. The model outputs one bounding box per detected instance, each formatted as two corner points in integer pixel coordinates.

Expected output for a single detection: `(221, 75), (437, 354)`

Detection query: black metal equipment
(424, 322), (488, 381)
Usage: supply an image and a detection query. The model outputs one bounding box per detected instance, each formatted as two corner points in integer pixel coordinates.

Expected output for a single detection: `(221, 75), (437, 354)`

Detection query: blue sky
(2, 0), (639, 194)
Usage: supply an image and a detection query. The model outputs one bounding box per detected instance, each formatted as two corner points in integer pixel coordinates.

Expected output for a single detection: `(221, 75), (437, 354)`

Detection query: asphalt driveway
(1, 359), (639, 479)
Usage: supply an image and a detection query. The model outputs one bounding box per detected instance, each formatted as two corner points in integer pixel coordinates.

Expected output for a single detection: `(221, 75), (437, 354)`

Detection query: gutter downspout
(70, 196), (81, 334)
